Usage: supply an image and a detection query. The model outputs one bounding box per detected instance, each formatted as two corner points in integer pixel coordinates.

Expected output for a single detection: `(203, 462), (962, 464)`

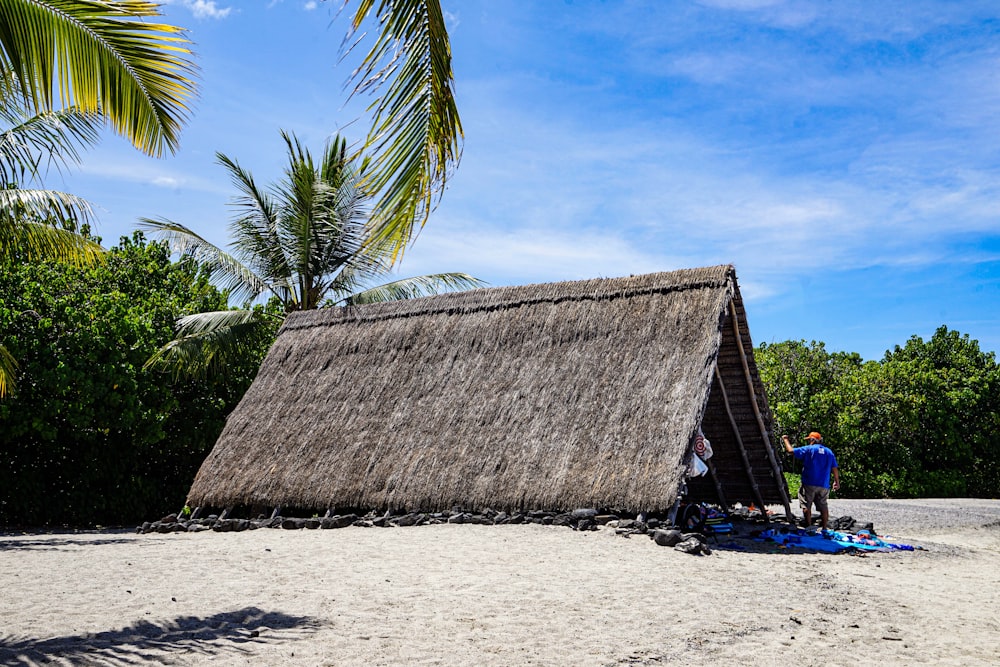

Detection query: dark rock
(187, 523), (210, 533)
(594, 514), (619, 525)
(651, 529), (683, 547)
(646, 518), (661, 530)
(576, 519), (597, 531)
(674, 537), (708, 555)
(159, 514), (178, 524)
(322, 514), (358, 529)
(371, 515), (390, 528)
(680, 532), (707, 544)
(571, 508), (598, 521)
(391, 513), (420, 527)
(494, 512), (510, 524)
(352, 519), (374, 528)
(139, 522), (152, 534)
(304, 518), (321, 529)
(281, 518), (306, 530)
(212, 519), (233, 532)
(507, 513), (525, 525)
(448, 513), (467, 524)
(552, 513), (576, 527)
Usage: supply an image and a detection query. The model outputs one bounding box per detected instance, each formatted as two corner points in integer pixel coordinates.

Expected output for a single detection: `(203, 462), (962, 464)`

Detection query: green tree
(756, 328), (1000, 498)
(755, 339), (862, 442)
(0, 1), (198, 394)
(0, 93), (106, 396)
(857, 327), (1000, 496)
(140, 131), (483, 380)
(0, 233), (268, 526)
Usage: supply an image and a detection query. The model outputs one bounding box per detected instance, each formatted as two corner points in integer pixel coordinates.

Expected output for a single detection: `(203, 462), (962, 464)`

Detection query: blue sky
(60, 1), (1000, 360)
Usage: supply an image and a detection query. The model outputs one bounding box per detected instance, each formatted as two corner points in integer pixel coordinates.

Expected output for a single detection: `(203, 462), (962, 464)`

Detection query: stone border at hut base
(139, 507), (631, 535)
(137, 505), (890, 556)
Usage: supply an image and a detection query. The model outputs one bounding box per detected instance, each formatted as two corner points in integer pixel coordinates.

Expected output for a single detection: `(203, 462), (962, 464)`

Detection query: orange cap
(808, 431), (823, 441)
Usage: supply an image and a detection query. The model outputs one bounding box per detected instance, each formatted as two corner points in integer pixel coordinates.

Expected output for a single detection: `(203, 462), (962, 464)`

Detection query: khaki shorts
(798, 485), (830, 513)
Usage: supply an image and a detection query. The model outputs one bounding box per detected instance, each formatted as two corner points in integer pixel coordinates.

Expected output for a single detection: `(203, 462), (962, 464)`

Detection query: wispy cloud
(163, 0), (233, 20)
(76, 156), (228, 197)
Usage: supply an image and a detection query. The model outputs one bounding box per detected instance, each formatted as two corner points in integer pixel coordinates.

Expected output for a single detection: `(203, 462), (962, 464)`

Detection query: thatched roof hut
(187, 265), (790, 517)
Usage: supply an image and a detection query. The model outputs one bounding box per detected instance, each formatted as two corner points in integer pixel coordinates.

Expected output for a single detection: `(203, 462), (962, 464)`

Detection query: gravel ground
(826, 497), (1000, 535)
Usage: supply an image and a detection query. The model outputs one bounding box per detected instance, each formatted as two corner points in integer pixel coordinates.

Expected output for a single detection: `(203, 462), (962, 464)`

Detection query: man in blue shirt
(782, 431), (840, 531)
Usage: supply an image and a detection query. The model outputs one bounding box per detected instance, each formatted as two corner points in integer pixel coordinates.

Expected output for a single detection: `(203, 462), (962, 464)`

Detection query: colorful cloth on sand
(757, 528), (915, 553)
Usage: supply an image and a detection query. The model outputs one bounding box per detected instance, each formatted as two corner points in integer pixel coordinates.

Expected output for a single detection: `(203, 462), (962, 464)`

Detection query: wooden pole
(728, 299), (795, 523)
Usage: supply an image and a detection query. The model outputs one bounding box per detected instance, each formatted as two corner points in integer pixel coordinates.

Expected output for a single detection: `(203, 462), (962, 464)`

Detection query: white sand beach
(1, 498), (998, 666)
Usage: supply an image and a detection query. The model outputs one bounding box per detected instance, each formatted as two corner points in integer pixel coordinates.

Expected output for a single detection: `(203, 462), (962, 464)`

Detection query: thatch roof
(187, 265), (789, 515)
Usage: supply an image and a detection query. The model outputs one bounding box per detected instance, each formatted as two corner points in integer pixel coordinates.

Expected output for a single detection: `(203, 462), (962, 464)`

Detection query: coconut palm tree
(0, 0), (197, 158)
(139, 130), (483, 381)
(344, 0), (461, 261)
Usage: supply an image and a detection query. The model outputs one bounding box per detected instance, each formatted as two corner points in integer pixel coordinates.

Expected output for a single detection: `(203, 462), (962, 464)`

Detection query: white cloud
(77, 157), (228, 196)
(400, 219), (678, 288)
(163, 0), (233, 19)
(151, 176), (182, 188)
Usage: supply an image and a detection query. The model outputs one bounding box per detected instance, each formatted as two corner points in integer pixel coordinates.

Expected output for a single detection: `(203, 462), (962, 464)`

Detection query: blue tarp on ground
(758, 529), (916, 553)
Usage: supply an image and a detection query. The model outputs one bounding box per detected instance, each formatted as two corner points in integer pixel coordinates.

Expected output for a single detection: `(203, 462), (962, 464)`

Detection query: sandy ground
(1, 498), (998, 666)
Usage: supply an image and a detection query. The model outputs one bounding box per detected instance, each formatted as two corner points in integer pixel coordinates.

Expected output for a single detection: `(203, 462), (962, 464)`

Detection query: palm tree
(344, 0), (461, 261)
(139, 131), (483, 381)
(0, 0), (197, 158)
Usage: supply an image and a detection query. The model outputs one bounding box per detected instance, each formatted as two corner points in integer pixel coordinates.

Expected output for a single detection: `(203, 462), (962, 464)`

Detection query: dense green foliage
(757, 328), (1000, 498)
(0, 234), (274, 526)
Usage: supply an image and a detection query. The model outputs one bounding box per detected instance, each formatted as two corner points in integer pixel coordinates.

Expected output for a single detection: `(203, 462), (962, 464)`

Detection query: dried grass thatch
(187, 265), (789, 515)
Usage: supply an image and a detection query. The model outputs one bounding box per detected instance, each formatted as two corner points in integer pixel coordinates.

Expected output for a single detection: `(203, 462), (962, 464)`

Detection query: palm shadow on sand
(0, 607), (322, 666)
(0, 536), (137, 552)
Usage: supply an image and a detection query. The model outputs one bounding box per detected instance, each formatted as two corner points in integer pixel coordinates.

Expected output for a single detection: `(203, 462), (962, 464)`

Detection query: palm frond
(342, 272), (485, 305)
(215, 151), (298, 302)
(0, 190), (103, 265)
(0, 102), (104, 184)
(144, 309), (277, 382)
(0, 343), (17, 398)
(137, 217), (269, 303)
(0, 0), (198, 157)
(348, 0), (462, 260)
